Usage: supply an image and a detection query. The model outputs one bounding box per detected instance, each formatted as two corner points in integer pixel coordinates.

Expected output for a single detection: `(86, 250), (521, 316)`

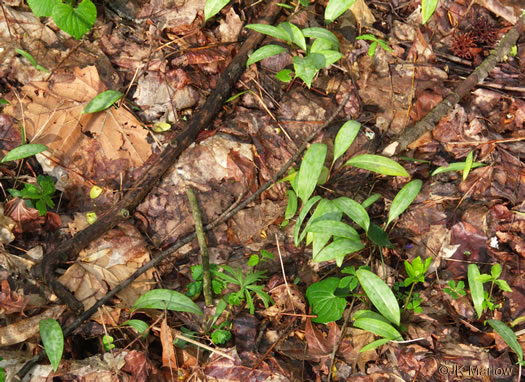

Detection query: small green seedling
(443, 280), (467, 299)
(468, 263), (512, 319)
(214, 265), (273, 315)
(27, 0), (97, 40)
(39, 318), (64, 372)
(247, 249), (275, 267)
(355, 34), (392, 57)
(431, 160), (485, 177)
(9, 175), (56, 216)
(102, 335), (115, 351)
(186, 264), (227, 299)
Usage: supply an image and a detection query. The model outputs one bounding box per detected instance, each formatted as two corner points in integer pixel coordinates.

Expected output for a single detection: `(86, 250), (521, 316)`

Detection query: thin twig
(186, 186), (212, 307)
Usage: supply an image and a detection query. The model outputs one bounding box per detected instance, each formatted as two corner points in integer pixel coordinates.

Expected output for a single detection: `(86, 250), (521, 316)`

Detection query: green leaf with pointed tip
(421, 0), (439, 25)
(463, 151), (474, 181)
(487, 320), (523, 363)
(83, 90), (124, 114)
(325, 0), (356, 23)
(313, 238), (364, 266)
(276, 69), (294, 82)
(306, 277), (346, 323)
(16, 49), (49, 72)
(368, 41), (378, 56)
(333, 197), (370, 232)
(353, 310), (402, 340)
(307, 199), (342, 257)
(302, 27), (340, 50)
(245, 24), (290, 42)
(0, 99), (9, 105)
(121, 319), (149, 337)
(468, 264), (484, 319)
(246, 45), (287, 67)
(293, 54), (324, 88)
(361, 193), (381, 209)
(317, 50), (343, 68)
(345, 154), (409, 177)
(284, 190), (298, 220)
(1, 144), (48, 163)
(333, 120), (361, 164)
(387, 179), (422, 226)
(360, 337), (391, 352)
(294, 196), (322, 246)
(39, 318), (64, 372)
(279, 22), (306, 51)
(356, 269), (400, 326)
(204, 0), (231, 21)
(367, 223), (393, 248)
(52, 0), (97, 40)
(132, 289), (203, 316)
(296, 143), (327, 203)
(355, 34), (377, 42)
(306, 220), (360, 241)
(431, 161), (485, 176)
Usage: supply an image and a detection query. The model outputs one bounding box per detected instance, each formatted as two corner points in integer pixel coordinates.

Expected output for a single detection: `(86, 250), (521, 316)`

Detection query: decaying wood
(32, 0), (284, 312)
(392, 13), (525, 154)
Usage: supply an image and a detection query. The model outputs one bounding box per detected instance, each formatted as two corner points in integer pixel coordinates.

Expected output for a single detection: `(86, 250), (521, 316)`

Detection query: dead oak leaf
(4, 66), (151, 185)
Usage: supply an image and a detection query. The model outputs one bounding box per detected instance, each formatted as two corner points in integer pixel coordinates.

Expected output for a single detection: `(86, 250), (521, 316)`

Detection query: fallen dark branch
(392, 13), (525, 154)
(33, 0), (284, 311)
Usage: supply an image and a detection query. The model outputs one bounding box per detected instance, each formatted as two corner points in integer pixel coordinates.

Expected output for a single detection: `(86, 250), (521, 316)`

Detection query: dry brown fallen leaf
(0, 304), (65, 346)
(4, 66), (152, 204)
(58, 223), (154, 311)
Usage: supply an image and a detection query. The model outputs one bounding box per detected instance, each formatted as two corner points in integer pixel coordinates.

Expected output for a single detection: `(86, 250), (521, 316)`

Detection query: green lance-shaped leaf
(278, 22), (306, 51)
(333, 196), (370, 232)
(421, 0), (439, 25)
(1, 144), (48, 163)
(431, 161), (485, 176)
(468, 264), (484, 319)
(486, 320), (524, 364)
(325, 0), (357, 23)
(313, 238), (364, 267)
(39, 318), (64, 372)
(52, 0), (97, 40)
(306, 220), (360, 241)
(353, 310), (402, 340)
(246, 45), (287, 67)
(333, 120), (361, 164)
(245, 24), (290, 42)
(345, 154), (409, 177)
(121, 319), (150, 337)
(296, 143), (327, 203)
(387, 179), (422, 226)
(284, 189), (298, 220)
(204, 0), (230, 21)
(302, 27), (340, 50)
(83, 90), (124, 114)
(294, 195), (322, 246)
(132, 289), (203, 316)
(463, 150), (474, 181)
(356, 269), (400, 326)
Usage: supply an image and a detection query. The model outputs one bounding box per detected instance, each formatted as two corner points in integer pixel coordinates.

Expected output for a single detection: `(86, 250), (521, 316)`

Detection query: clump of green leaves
(283, 120), (420, 267)
(401, 256), (431, 313)
(443, 280), (467, 299)
(468, 263), (512, 319)
(9, 175), (56, 216)
(186, 264), (227, 299)
(246, 22), (343, 88)
(215, 265), (273, 315)
(27, 0), (97, 40)
(355, 34), (392, 57)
